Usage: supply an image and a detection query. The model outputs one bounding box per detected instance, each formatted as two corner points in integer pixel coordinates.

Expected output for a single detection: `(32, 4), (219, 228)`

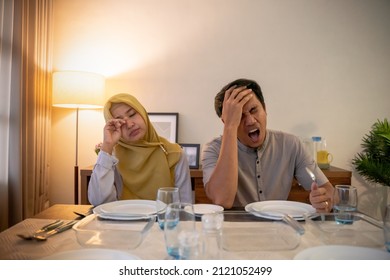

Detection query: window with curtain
(0, 0), (53, 231)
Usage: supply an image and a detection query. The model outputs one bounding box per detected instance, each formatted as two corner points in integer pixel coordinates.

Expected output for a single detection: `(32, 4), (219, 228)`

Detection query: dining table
(0, 203), (388, 260)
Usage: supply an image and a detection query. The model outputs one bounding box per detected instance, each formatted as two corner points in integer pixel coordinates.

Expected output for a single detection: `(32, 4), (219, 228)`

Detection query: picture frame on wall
(148, 112), (179, 143)
(180, 143), (200, 169)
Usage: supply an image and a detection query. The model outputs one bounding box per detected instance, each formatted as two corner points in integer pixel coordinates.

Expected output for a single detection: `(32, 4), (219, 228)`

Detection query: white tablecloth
(0, 217), (387, 260)
(0, 217), (316, 260)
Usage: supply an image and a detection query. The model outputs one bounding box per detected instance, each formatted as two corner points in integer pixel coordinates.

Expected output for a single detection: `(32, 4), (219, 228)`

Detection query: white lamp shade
(52, 71), (105, 108)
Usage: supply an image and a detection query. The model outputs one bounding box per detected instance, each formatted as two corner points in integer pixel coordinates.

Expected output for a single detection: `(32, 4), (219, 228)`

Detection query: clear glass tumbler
(156, 187), (180, 230)
(164, 202), (196, 259)
(384, 204), (390, 252)
(201, 212), (224, 259)
(333, 185), (358, 224)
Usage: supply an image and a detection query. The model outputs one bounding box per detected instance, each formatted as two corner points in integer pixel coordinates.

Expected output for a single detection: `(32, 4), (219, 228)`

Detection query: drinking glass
(164, 202), (196, 259)
(201, 212), (224, 259)
(384, 204), (390, 252)
(333, 185), (358, 224)
(156, 187), (180, 230)
(178, 229), (202, 260)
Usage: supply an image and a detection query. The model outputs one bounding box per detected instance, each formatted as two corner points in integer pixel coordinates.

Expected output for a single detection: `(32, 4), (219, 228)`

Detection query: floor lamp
(52, 71), (105, 204)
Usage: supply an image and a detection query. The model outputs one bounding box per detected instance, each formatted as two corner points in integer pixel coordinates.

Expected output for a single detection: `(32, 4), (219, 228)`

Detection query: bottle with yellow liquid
(312, 136), (333, 169)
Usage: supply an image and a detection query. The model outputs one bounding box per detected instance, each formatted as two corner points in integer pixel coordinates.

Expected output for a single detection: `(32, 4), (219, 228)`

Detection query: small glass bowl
(304, 212), (384, 248)
(221, 212), (301, 251)
(73, 214), (155, 250)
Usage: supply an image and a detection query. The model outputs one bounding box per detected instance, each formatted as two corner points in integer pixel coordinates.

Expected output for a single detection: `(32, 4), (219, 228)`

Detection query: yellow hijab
(103, 93), (182, 200)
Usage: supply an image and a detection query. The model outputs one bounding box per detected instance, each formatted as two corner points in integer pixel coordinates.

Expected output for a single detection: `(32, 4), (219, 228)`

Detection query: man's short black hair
(214, 78), (265, 118)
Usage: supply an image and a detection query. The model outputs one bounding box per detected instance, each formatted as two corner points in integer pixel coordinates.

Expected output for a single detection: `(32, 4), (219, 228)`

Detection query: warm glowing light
(52, 71), (105, 108)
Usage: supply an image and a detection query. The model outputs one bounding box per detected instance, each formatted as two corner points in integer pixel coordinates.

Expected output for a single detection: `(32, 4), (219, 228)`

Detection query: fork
(305, 166), (329, 217)
(305, 167), (316, 183)
(17, 219), (63, 240)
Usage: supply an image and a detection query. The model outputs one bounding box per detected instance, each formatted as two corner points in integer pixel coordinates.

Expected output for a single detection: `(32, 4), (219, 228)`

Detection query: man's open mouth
(248, 128), (260, 142)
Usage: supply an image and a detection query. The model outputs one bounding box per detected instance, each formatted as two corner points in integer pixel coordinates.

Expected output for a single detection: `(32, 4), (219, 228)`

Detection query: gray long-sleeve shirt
(88, 151), (193, 206)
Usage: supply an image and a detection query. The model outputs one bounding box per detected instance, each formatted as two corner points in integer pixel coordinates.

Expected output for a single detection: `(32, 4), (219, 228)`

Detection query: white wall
(50, 0), (390, 218)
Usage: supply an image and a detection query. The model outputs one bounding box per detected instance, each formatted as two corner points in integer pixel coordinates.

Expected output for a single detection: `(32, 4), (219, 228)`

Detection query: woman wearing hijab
(88, 93), (192, 206)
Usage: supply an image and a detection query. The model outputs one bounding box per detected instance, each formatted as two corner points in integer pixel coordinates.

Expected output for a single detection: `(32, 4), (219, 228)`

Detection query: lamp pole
(52, 71), (105, 205)
(74, 107), (79, 204)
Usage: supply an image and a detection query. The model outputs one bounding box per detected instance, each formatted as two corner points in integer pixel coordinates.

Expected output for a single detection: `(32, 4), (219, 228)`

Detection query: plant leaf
(352, 118), (390, 187)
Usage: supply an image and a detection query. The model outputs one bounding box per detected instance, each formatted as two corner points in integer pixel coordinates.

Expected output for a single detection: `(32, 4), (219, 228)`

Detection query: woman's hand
(101, 119), (125, 154)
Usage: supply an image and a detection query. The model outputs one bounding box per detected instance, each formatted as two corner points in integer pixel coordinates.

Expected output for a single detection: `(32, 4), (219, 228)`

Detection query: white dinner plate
(193, 204), (224, 216)
(245, 200), (315, 220)
(93, 200), (156, 220)
(294, 245), (390, 260)
(42, 248), (140, 260)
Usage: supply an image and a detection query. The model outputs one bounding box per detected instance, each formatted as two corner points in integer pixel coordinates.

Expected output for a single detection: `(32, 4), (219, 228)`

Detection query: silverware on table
(305, 166), (330, 217)
(33, 220), (78, 241)
(305, 167), (316, 183)
(73, 207), (94, 219)
(17, 220), (64, 240)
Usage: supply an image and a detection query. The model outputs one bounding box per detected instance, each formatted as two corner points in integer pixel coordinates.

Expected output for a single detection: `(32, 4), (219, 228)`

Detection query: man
(201, 78), (333, 212)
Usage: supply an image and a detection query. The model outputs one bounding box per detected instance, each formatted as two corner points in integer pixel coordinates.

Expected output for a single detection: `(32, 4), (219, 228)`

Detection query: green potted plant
(352, 118), (390, 219)
(352, 118), (390, 186)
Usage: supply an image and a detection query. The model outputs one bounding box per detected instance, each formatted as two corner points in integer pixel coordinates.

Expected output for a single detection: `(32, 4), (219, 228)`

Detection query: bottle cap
(312, 136), (322, 141)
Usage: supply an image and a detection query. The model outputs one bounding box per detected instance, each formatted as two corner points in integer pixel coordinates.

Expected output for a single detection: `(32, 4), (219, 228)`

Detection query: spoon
(33, 220), (78, 241)
(17, 220), (63, 240)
